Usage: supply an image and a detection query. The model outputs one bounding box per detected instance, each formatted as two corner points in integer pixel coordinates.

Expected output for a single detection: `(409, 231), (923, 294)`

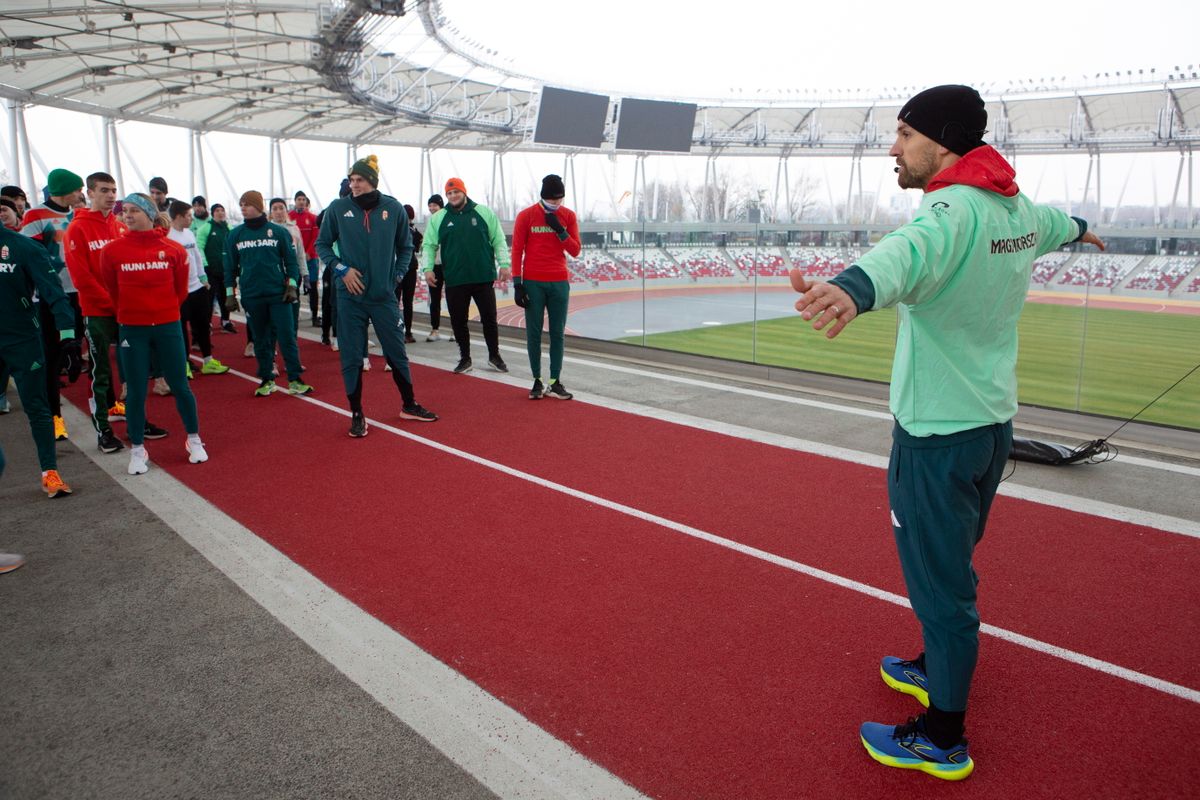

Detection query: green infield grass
(620, 302), (1200, 430)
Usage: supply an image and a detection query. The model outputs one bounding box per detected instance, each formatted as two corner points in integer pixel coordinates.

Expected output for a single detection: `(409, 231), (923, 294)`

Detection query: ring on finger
(830, 304), (840, 316)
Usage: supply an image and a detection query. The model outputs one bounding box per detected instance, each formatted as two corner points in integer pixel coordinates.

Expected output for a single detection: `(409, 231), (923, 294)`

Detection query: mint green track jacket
(422, 198), (509, 288)
(831, 146), (1084, 437)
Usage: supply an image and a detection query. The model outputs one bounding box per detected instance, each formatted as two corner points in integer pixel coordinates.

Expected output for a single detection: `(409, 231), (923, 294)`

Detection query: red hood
(925, 145), (1019, 197)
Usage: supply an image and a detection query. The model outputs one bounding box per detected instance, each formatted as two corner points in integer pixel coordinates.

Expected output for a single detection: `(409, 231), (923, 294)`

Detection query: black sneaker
(98, 429), (125, 454)
(348, 412), (368, 438)
(321, 335), (331, 346)
(400, 403), (438, 422)
(529, 379), (544, 399)
(311, 316), (322, 327)
(404, 333), (416, 344)
(143, 421), (169, 439)
(453, 358), (473, 374)
(546, 381), (573, 400)
(221, 321), (237, 334)
(488, 354), (508, 373)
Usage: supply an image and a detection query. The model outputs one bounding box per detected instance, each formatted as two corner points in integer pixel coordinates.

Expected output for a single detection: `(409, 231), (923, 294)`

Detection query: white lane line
(189, 366), (1200, 706)
(60, 401), (649, 800)
(357, 338), (1200, 540)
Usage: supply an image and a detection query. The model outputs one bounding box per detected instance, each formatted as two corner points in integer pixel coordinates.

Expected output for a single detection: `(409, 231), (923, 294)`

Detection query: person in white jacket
(168, 201), (229, 378)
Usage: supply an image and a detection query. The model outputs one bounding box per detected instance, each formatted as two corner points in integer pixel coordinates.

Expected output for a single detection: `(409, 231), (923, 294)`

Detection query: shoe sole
(44, 487), (73, 499)
(128, 464), (149, 475)
(454, 367), (473, 374)
(289, 387), (314, 395)
(860, 735), (973, 781)
(143, 432), (169, 440)
(880, 665), (930, 708)
(399, 411), (437, 422)
(546, 393), (572, 400)
(489, 362), (508, 372)
(348, 428), (369, 438)
(98, 443), (123, 454)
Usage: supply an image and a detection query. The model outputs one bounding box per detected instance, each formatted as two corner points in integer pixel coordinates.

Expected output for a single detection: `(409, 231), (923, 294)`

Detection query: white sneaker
(243, 342), (255, 358)
(425, 330), (441, 342)
(384, 362), (393, 372)
(186, 437), (208, 464)
(128, 446), (149, 475)
(332, 337), (339, 352)
(362, 357), (371, 371)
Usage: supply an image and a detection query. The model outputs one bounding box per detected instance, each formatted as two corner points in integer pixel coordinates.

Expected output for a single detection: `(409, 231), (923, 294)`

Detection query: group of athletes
(2, 85), (1110, 782)
(0, 155), (580, 490)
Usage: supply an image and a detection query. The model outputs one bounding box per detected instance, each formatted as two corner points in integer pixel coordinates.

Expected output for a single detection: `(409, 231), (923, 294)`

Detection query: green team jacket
(421, 198), (509, 288)
(224, 219), (300, 301)
(830, 146), (1082, 437)
(0, 227), (74, 347)
(196, 218), (230, 279)
(315, 194), (412, 304)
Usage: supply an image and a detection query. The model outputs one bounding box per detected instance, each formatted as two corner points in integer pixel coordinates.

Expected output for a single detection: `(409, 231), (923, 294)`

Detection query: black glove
(225, 294), (240, 313)
(513, 280), (528, 308)
(61, 337), (83, 384)
(543, 209), (568, 241)
(283, 283), (299, 304)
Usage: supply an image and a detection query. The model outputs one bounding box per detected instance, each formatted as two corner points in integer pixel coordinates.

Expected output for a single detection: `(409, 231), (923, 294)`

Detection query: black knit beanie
(427, 193), (444, 208)
(540, 174), (566, 200)
(898, 85), (988, 156)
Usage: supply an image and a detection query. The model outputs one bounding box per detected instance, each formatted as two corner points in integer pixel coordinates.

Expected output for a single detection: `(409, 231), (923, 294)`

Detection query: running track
(65, 328), (1200, 798)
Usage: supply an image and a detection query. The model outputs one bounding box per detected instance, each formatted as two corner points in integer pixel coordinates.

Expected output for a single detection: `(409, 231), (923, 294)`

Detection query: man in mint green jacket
(421, 177), (510, 375)
(316, 155), (437, 437)
(793, 85), (1105, 781)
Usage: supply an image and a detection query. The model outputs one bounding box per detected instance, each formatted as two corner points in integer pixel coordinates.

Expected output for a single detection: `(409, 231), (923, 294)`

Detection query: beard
(895, 146), (939, 190)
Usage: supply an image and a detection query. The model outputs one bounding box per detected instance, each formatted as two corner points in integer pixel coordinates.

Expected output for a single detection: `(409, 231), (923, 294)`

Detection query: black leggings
(207, 272), (230, 322)
(445, 281), (499, 360)
(428, 264), (445, 330)
(321, 264), (338, 340)
(395, 264), (417, 334)
(180, 287), (213, 358)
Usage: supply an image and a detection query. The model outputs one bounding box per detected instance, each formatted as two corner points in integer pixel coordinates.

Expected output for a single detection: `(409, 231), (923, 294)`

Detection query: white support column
(196, 131), (209, 198)
(189, 131), (197, 199)
(275, 138), (287, 200)
(108, 119), (125, 192)
(268, 137), (276, 198)
(417, 147), (427, 216)
(287, 141), (319, 209)
(101, 117), (111, 174)
(16, 103), (36, 198)
(6, 100), (19, 187)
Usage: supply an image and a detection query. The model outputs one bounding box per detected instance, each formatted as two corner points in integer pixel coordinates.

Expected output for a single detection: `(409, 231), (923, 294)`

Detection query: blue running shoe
(860, 715), (973, 781)
(881, 655), (929, 707)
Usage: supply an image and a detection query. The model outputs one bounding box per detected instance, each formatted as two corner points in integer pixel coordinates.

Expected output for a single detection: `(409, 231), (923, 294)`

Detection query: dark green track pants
(0, 336), (56, 471)
(120, 322), (199, 446)
(887, 420), (1012, 712)
(522, 279), (570, 381)
(85, 315), (122, 435)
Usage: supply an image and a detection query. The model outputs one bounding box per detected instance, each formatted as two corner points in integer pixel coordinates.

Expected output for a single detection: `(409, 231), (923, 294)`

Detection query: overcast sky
(439, 0), (1199, 98)
(3, 0), (1199, 216)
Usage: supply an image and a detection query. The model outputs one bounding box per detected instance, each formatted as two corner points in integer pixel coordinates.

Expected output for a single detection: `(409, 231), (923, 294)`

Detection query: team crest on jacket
(268, 229), (274, 237)
(158, 250), (165, 258)
(1, 245), (7, 259)
(382, 210), (388, 221)
(471, 218), (477, 227)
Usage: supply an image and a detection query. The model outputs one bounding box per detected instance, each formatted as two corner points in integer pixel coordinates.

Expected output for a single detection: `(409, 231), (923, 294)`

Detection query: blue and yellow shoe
(880, 655), (929, 707)
(860, 715), (973, 781)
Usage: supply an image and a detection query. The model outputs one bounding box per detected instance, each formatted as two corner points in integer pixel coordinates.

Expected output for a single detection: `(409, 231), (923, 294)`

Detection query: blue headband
(122, 193), (157, 220)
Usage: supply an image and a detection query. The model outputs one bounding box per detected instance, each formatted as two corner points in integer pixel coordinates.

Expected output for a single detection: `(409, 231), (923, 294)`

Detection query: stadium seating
(1057, 253), (1142, 288)
(726, 246), (788, 277)
(567, 249), (631, 283)
(1124, 255), (1200, 292)
(665, 246), (737, 278)
(1030, 251), (1072, 284)
(787, 246), (863, 278)
(610, 247), (682, 279)
(1185, 276), (1200, 294)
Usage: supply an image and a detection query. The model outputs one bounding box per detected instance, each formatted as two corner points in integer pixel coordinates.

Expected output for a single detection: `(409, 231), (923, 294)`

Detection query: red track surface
(65, 325), (1200, 798)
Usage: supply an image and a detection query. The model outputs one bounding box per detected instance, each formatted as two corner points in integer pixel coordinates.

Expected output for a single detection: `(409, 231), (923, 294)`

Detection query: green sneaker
(288, 380), (314, 395)
(186, 363), (194, 380)
(201, 357), (230, 375)
(254, 380), (277, 397)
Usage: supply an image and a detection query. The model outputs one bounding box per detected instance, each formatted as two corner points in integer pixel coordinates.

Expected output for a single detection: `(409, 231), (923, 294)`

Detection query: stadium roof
(2, 0), (1199, 157)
